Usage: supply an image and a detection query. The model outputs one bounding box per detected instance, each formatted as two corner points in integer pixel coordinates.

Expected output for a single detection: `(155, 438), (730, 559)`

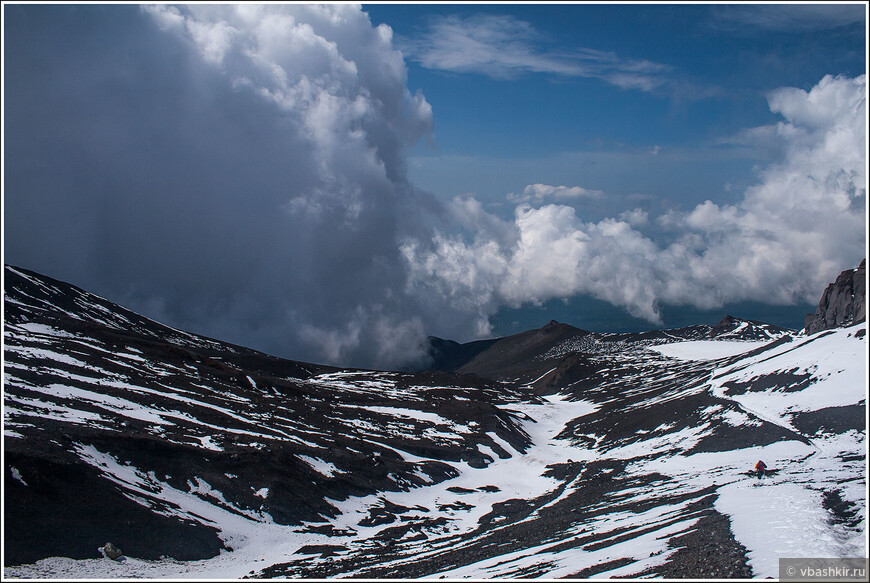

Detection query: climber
(754, 460), (767, 479)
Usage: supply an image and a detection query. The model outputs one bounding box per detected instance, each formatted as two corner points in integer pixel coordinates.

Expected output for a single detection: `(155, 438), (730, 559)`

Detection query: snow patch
(297, 455), (340, 478)
(10, 467), (28, 486)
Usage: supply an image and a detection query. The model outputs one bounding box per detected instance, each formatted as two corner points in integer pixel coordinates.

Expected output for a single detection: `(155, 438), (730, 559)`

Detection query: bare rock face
(805, 259), (866, 335)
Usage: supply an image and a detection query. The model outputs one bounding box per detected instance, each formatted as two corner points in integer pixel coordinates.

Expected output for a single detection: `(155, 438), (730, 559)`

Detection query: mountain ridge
(3, 263), (866, 578)
(426, 314), (793, 394)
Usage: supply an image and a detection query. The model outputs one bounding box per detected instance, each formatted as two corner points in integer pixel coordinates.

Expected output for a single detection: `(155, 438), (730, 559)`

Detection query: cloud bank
(3, 5), (865, 370)
(405, 74), (866, 331)
(141, 4), (442, 367)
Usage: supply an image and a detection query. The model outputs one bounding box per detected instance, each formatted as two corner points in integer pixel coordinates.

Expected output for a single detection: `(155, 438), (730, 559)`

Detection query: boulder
(103, 541), (123, 560)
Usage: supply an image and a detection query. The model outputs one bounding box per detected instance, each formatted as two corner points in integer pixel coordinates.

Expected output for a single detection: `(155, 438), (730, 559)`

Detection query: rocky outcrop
(709, 315), (792, 341)
(805, 259), (866, 335)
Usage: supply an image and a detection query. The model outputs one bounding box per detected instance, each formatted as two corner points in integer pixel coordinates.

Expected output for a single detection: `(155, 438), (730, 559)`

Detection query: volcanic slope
(3, 264), (866, 579)
(428, 315), (791, 394)
(3, 265), (537, 569)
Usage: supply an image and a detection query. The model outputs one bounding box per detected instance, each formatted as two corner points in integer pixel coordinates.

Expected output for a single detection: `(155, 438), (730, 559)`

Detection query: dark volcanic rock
(709, 315), (792, 341)
(805, 259), (866, 335)
(456, 320), (591, 381)
(424, 321), (603, 393)
(102, 542), (123, 561)
(4, 452), (225, 565)
(632, 510), (753, 579)
(3, 264), (540, 567)
(790, 404), (867, 436)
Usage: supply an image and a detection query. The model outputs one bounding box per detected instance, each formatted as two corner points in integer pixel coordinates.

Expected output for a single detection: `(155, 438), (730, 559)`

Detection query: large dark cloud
(4, 5), (442, 368)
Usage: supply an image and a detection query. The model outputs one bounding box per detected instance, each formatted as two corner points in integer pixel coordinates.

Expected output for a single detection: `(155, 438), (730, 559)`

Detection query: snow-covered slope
(3, 265), (538, 570)
(3, 265), (866, 579)
(629, 327), (867, 578)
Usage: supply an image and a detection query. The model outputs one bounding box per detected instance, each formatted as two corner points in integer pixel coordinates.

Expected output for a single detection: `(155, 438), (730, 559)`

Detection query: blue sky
(3, 3), (867, 367)
(365, 2), (866, 214)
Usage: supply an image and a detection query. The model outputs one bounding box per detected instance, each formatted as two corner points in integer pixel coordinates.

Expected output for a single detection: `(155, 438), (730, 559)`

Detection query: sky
(2, 2), (867, 369)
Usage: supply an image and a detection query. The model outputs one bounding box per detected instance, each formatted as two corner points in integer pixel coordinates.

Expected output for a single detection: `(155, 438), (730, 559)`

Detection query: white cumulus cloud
(404, 74), (866, 329)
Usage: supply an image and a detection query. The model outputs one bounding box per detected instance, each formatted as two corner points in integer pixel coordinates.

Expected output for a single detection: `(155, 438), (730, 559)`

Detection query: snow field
(627, 330), (867, 578)
(709, 325), (866, 421)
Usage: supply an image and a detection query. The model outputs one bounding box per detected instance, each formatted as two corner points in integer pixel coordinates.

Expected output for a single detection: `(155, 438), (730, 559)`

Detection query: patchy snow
(526, 367), (557, 386)
(4, 263), (864, 580)
(13, 322), (78, 339)
(720, 407), (758, 426)
(647, 340), (769, 361)
(4, 397), (109, 427)
(4, 370), (307, 447)
(354, 405), (454, 426)
(197, 435), (223, 452)
(605, 423), (711, 460)
(3, 426), (26, 439)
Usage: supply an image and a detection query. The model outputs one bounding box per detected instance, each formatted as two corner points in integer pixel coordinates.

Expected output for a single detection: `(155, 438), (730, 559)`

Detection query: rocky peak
(707, 314), (792, 341)
(710, 315), (740, 334)
(805, 259), (866, 335)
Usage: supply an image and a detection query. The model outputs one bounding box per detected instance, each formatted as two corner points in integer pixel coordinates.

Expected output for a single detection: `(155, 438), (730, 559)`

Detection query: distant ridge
(456, 320), (590, 378)
(426, 321), (589, 390)
(425, 336), (498, 373)
(427, 315), (793, 393)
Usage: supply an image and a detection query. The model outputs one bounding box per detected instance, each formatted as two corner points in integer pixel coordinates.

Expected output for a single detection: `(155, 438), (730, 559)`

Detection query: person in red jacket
(754, 460), (767, 478)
